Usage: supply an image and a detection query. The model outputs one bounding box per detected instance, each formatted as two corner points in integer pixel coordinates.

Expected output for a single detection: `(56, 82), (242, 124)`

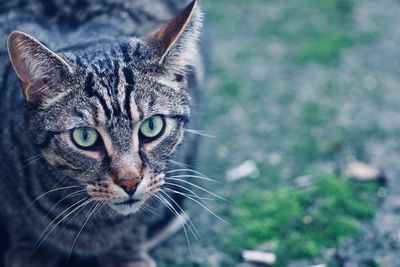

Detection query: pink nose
(116, 177), (141, 195)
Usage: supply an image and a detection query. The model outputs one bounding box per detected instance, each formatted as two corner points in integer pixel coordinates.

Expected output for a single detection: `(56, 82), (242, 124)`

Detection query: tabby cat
(0, 0), (203, 266)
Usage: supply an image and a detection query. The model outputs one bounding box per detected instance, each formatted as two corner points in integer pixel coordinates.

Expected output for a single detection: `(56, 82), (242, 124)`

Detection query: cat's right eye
(71, 127), (99, 149)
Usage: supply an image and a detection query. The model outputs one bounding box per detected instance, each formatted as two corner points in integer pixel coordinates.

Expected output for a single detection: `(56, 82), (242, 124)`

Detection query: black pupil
(148, 119), (154, 130)
(82, 129), (88, 141)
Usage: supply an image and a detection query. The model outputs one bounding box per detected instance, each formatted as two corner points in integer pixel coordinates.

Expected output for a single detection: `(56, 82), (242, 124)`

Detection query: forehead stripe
(123, 66), (135, 121)
(133, 42), (141, 57)
(120, 43), (131, 63)
(105, 60), (122, 117)
(83, 72), (112, 120)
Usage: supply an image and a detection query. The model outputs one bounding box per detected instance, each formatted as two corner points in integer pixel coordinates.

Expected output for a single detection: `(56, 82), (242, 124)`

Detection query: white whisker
(164, 186), (215, 201)
(159, 190), (201, 245)
(165, 178), (226, 201)
(166, 168), (211, 178)
(43, 189), (87, 222)
(154, 193), (192, 255)
(142, 202), (160, 215)
(22, 154), (44, 168)
(169, 190), (227, 224)
(185, 129), (216, 138)
(168, 160), (190, 168)
(33, 198), (93, 251)
(164, 182), (216, 201)
(25, 185), (81, 210)
(168, 174), (219, 183)
(68, 202), (100, 258)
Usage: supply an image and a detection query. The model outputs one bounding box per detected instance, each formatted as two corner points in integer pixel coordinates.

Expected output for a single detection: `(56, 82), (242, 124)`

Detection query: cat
(0, 0), (204, 266)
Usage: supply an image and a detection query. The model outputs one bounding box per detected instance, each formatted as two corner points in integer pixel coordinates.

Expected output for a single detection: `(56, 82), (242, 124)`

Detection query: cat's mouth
(109, 197), (146, 215)
(86, 173), (165, 215)
(114, 198), (141, 206)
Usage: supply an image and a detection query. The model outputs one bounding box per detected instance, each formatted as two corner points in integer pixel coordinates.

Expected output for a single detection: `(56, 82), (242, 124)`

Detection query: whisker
(164, 182), (216, 201)
(169, 190), (227, 224)
(185, 129), (216, 138)
(33, 198), (93, 251)
(68, 202), (100, 259)
(141, 202), (160, 215)
(24, 154), (43, 161)
(166, 168), (211, 178)
(165, 178), (226, 201)
(22, 154), (44, 168)
(25, 186), (81, 210)
(164, 186), (215, 201)
(159, 190), (201, 245)
(24, 154), (43, 163)
(154, 193), (192, 255)
(46, 190), (87, 213)
(157, 193), (195, 250)
(166, 167), (219, 183)
(168, 174), (219, 183)
(168, 160), (191, 168)
(64, 194), (96, 226)
(141, 205), (156, 216)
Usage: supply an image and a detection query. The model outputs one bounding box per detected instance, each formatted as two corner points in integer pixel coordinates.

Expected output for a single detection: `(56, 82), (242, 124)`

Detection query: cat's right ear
(7, 31), (73, 102)
(145, 0), (202, 74)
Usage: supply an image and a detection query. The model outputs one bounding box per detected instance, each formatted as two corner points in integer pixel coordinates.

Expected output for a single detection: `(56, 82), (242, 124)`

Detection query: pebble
(345, 161), (385, 182)
(226, 160), (259, 182)
(241, 250), (276, 265)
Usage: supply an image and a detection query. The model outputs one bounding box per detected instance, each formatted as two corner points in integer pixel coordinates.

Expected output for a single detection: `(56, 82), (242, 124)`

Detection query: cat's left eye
(71, 128), (99, 149)
(139, 115), (165, 141)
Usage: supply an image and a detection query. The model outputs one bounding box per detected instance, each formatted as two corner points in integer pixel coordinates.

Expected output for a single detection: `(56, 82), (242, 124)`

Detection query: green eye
(71, 128), (99, 149)
(139, 115), (164, 139)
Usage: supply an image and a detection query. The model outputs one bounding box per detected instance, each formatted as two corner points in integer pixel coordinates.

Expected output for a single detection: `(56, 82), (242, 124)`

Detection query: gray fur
(0, 0), (203, 266)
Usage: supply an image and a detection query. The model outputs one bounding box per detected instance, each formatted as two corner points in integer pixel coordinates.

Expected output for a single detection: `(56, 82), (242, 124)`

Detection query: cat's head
(7, 1), (202, 215)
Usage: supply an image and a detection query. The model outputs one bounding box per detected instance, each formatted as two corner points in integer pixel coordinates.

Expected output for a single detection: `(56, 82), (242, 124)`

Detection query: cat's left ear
(7, 31), (74, 103)
(145, 0), (202, 74)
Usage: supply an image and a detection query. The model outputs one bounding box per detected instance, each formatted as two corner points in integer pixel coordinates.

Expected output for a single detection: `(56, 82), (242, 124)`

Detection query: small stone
(267, 152), (282, 165)
(303, 215), (313, 225)
(241, 250), (276, 265)
(226, 160), (259, 182)
(345, 162), (385, 182)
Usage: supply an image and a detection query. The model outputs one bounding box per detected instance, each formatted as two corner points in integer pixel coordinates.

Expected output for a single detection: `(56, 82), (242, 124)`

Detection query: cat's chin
(108, 199), (146, 215)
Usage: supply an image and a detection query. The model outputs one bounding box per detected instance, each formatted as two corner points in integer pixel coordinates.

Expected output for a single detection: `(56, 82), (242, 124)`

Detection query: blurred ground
(152, 0), (400, 266)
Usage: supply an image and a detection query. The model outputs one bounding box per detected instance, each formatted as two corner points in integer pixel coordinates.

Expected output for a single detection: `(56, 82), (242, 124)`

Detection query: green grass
(294, 33), (355, 64)
(299, 101), (335, 126)
(199, 0), (382, 263)
(228, 175), (379, 266)
(165, 0), (388, 266)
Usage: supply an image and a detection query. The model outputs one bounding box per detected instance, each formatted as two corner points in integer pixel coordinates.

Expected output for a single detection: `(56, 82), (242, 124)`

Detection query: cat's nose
(111, 164), (142, 196)
(116, 176), (141, 196)
(110, 155), (142, 196)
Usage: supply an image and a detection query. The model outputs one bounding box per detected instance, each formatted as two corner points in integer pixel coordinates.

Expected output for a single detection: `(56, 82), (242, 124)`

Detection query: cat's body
(0, 1), (203, 266)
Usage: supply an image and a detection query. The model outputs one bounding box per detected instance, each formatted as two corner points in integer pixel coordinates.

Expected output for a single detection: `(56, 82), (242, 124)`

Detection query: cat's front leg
(4, 246), (60, 267)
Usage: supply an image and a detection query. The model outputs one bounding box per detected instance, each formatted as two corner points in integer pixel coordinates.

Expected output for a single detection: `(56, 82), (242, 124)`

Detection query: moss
(228, 175), (378, 266)
(295, 33), (354, 64)
(299, 101), (335, 126)
(163, 0), (385, 266)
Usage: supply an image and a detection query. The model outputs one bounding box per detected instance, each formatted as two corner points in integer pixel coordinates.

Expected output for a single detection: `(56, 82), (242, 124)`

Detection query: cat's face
(33, 41), (190, 215)
(7, 1), (201, 215)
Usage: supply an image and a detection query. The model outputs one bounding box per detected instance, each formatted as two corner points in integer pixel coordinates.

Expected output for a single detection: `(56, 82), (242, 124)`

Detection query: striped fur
(0, 0), (203, 266)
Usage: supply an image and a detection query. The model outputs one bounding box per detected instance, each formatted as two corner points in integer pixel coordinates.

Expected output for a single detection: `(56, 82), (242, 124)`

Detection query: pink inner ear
(8, 31), (74, 103)
(11, 54), (32, 84)
(21, 79), (47, 102)
(145, 0), (197, 62)
(12, 58), (46, 101)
